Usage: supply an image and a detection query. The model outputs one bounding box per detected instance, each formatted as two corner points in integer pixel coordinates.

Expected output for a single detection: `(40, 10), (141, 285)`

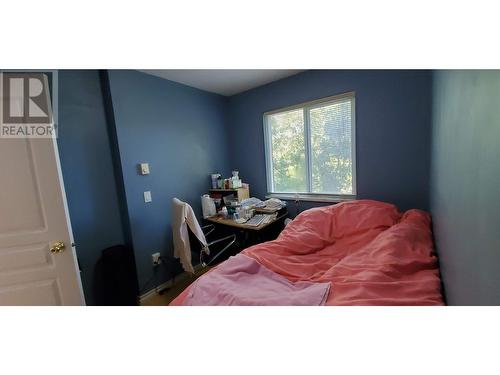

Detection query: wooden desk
(203, 207), (288, 259)
(205, 208), (288, 231)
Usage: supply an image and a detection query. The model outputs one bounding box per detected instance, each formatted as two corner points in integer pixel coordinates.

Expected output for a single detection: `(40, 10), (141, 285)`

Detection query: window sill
(265, 193), (356, 203)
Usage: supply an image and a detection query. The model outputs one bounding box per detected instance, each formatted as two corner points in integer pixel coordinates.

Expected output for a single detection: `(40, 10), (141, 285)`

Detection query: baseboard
(138, 279), (173, 304)
(138, 264), (203, 304)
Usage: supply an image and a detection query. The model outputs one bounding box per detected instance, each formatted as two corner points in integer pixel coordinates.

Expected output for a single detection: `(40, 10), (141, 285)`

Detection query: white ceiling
(140, 70), (304, 96)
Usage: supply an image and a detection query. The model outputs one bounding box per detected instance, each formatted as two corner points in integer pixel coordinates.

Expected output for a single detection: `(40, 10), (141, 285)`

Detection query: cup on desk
(221, 206), (228, 219)
(234, 207), (241, 220)
(241, 207), (254, 220)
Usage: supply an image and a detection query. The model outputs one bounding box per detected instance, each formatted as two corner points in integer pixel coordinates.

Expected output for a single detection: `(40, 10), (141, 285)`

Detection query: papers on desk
(240, 197), (262, 207)
(260, 198), (286, 211)
(241, 197), (286, 213)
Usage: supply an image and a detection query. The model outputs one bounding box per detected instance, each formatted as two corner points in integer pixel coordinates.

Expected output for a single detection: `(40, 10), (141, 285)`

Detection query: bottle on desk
(201, 194), (216, 218)
(211, 173), (221, 189)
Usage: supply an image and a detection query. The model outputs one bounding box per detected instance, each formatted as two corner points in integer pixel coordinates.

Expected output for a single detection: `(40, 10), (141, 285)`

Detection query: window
(263, 92), (356, 201)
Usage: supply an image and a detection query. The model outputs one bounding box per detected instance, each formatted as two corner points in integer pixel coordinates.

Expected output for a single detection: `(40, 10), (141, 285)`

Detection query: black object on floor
(100, 245), (139, 305)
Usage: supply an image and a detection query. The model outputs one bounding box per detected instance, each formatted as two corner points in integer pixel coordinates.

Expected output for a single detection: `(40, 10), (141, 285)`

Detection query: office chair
(172, 198), (236, 272)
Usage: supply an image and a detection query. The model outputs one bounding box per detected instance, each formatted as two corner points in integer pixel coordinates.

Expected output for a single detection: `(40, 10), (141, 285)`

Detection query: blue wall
(58, 70), (126, 305)
(56, 69), (500, 305)
(57, 69), (434, 302)
(430, 70), (500, 305)
(228, 70), (432, 212)
(105, 70), (231, 289)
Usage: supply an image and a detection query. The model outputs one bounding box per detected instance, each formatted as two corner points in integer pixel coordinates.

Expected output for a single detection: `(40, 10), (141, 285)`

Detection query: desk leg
(241, 229), (249, 249)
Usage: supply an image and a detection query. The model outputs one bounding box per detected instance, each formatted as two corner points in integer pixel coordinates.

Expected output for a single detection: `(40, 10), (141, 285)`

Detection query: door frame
(51, 135), (86, 305)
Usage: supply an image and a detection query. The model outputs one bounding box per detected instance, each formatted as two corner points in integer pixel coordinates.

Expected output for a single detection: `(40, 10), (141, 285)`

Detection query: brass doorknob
(50, 241), (66, 254)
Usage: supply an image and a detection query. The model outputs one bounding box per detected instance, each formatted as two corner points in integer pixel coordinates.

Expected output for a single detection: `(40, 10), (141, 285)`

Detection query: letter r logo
(2, 72), (53, 124)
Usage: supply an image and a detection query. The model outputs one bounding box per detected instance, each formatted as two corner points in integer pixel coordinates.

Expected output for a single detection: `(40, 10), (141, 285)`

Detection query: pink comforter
(171, 200), (444, 306)
(183, 255), (331, 305)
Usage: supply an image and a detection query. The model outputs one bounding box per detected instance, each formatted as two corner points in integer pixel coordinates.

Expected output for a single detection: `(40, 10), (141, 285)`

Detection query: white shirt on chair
(172, 198), (208, 273)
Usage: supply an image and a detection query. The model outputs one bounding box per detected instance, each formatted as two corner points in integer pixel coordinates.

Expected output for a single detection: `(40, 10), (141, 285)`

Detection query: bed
(170, 200), (444, 306)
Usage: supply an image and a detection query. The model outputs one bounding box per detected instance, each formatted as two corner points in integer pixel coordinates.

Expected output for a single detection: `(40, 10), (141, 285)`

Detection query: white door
(0, 137), (85, 305)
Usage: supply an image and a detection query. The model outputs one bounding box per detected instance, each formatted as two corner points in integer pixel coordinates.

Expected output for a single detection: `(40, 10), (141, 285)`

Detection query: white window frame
(263, 91), (356, 203)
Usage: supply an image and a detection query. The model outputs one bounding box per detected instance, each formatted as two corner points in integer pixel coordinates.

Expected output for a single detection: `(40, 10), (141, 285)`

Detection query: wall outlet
(152, 252), (161, 266)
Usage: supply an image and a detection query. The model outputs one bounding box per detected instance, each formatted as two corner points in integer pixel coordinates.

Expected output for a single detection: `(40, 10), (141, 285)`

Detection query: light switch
(144, 191), (152, 203)
(140, 163), (150, 175)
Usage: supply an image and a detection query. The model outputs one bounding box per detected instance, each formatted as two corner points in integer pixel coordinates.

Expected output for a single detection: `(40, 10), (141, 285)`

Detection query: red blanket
(171, 200), (443, 306)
